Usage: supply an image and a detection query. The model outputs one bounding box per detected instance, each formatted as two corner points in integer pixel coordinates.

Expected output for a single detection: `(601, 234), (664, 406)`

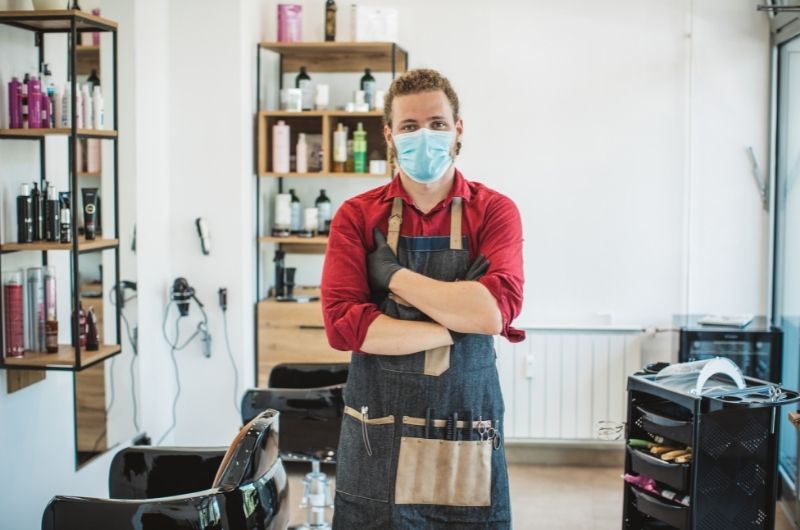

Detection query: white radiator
(496, 326), (644, 440)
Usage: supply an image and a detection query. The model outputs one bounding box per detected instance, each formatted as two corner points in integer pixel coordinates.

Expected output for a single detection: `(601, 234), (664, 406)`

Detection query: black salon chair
(41, 410), (290, 530)
(241, 363), (348, 462)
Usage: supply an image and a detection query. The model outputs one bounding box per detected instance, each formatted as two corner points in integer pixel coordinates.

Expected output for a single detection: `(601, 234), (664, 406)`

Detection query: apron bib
(333, 197), (511, 530)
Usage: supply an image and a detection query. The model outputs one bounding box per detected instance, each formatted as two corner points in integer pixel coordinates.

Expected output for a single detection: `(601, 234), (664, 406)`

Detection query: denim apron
(333, 197), (511, 529)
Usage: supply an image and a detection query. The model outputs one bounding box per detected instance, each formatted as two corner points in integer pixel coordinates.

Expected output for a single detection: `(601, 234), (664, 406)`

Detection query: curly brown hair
(383, 68), (460, 128)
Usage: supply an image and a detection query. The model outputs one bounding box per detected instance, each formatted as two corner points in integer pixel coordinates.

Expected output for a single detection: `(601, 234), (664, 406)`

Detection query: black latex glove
(367, 228), (404, 292)
(449, 255), (491, 343)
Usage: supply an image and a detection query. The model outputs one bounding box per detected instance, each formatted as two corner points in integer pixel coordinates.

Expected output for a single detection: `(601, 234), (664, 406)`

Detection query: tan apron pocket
(394, 436), (492, 507)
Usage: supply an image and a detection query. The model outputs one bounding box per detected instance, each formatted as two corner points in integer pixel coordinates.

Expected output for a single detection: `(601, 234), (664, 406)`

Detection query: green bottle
(353, 122), (367, 173)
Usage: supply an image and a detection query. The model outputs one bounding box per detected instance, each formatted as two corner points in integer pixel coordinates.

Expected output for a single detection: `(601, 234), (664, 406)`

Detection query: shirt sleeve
(476, 194), (526, 343)
(321, 201), (383, 352)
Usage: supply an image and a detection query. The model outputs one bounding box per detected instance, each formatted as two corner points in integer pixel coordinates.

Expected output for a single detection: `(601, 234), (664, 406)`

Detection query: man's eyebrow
(399, 118), (418, 124)
(428, 115), (448, 121)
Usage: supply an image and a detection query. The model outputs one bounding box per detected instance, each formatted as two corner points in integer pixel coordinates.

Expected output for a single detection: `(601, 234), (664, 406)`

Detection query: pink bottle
(40, 93), (50, 129)
(3, 271), (25, 358)
(92, 9), (101, 45)
(28, 74), (41, 129)
(8, 77), (21, 129)
(277, 4), (302, 42)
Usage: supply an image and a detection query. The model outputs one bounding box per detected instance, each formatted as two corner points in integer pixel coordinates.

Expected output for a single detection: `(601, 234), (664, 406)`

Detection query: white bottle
(333, 123), (347, 171)
(296, 133), (308, 173)
(81, 84), (92, 130)
(272, 120), (290, 173)
(61, 84), (71, 127)
(92, 86), (104, 129)
(75, 87), (83, 128)
(53, 85), (63, 129)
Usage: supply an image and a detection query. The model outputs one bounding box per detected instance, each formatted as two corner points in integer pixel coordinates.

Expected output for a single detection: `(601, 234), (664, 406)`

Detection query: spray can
(3, 270), (25, 358)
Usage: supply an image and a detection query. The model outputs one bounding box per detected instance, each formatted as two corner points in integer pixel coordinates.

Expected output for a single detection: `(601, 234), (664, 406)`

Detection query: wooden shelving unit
(0, 128), (117, 139)
(0, 237), (119, 254)
(3, 344), (122, 371)
(254, 41), (408, 386)
(76, 44), (99, 76)
(256, 110), (391, 177)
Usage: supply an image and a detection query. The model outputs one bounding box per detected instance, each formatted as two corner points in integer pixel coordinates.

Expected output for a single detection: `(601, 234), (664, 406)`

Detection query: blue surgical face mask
(393, 128), (455, 184)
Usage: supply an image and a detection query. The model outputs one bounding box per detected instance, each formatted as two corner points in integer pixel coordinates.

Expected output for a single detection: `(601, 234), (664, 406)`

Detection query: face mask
(393, 128), (455, 184)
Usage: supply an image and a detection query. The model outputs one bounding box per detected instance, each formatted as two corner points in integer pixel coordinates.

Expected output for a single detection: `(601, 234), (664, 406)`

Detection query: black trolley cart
(622, 362), (800, 529)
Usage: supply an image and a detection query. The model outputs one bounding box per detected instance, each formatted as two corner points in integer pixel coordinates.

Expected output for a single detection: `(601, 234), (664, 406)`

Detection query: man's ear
(383, 123), (393, 146)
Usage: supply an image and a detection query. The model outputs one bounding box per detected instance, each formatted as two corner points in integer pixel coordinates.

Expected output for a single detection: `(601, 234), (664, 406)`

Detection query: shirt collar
(381, 168), (472, 207)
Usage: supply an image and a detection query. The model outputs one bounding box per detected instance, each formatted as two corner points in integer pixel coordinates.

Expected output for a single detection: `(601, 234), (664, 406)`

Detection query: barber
(321, 68), (525, 529)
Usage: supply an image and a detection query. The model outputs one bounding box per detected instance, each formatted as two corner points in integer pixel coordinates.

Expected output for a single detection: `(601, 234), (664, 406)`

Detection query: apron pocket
(394, 436), (492, 507)
(336, 406), (395, 502)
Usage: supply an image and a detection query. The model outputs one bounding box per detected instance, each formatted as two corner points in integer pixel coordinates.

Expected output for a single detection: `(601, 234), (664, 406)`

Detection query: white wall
(0, 1), (773, 528)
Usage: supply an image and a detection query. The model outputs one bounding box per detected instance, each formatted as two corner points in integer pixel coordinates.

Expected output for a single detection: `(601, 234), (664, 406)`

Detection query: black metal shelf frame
(0, 12), (122, 375)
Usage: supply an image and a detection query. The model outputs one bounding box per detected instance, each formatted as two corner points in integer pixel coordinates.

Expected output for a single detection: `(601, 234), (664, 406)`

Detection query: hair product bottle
(8, 77), (21, 129)
(289, 189), (302, 234)
(31, 182), (43, 241)
(61, 84), (71, 127)
(273, 193), (292, 237)
(92, 85), (103, 129)
(353, 122), (367, 173)
(3, 270), (25, 358)
(296, 132), (308, 173)
(360, 68), (376, 110)
(44, 266), (58, 353)
(17, 183), (33, 243)
(28, 73), (41, 129)
(272, 120), (290, 173)
(27, 267), (45, 352)
(333, 123), (347, 172)
(81, 84), (92, 130)
(325, 0), (337, 41)
(315, 189), (332, 234)
(21, 73), (29, 129)
(45, 184), (60, 242)
(295, 66), (313, 111)
(60, 201), (71, 244)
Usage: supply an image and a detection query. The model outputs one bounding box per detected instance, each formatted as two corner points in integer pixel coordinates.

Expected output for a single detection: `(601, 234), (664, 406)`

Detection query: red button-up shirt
(321, 169), (525, 352)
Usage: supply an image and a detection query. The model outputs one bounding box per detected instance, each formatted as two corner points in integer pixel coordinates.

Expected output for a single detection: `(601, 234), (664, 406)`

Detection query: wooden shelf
(0, 128), (117, 139)
(78, 171), (102, 177)
(260, 236), (329, 244)
(2, 344), (122, 371)
(1, 237), (118, 254)
(259, 41), (407, 73)
(0, 10), (117, 32)
(260, 171), (326, 178)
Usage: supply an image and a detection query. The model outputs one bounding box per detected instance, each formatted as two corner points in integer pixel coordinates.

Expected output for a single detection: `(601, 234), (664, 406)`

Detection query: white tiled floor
(285, 463), (796, 529)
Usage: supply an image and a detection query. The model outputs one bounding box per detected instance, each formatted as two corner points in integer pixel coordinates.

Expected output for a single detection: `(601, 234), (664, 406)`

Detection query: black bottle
(360, 68), (376, 109)
(31, 182), (43, 241)
(44, 184), (60, 242)
(273, 249), (285, 299)
(325, 0), (337, 41)
(295, 66), (312, 111)
(87, 69), (100, 91)
(315, 189), (332, 234)
(60, 202), (71, 244)
(17, 183), (33, 243)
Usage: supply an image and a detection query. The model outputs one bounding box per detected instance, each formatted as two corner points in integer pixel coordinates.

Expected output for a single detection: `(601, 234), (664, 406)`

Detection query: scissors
(477, 417), (496, 442)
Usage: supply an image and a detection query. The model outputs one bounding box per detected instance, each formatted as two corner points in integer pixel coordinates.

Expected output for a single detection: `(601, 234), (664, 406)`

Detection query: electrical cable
(158, 314), (183, 445)
(109, 284), (140, 433)
(222, 309), (240, 415)
(157, 299), (211, 444)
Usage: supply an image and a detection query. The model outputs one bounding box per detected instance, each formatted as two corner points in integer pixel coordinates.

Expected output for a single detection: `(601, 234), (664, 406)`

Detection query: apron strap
(450, 197), (463, 250)
(387, 197), (403, 255)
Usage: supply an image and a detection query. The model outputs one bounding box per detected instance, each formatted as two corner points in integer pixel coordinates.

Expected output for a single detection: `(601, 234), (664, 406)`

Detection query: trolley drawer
(630, 486), (689, 530)
(637, 403), (693, 446)
(628, 447), (691, 492)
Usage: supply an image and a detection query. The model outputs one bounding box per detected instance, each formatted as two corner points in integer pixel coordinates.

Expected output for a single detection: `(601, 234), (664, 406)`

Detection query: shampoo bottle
(315, 189), (332, 234)
(3, 271), (25, 358)
(289, 189), (302, 234)
(53, 85), (63, 129)
(333, 123), (347, 172)
(295, 66), (313, 111)
(272, 120), (290, 173)
(325, 0), (336, 41)
(45, 184), (60, 242)
(75, 86), (83, 128)
(17, 183), (33, 243)
(31, 182), (43, 241)
(28, 74), (41, 129)
(296, 133), (308, 173)
(353, 122), (367, 173)
(81, 84), (92, 130)
(21, 73), (29, 128)
(92, 85), (104, 129)
(360, 68), (376, 109)
(27, 267), (45, 352)
(8, 77), (21, 129)
(62, 84), (71, 127)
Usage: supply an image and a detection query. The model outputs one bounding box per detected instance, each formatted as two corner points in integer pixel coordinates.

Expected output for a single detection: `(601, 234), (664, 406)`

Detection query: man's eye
(432, 121), (447, 129)
(401, 124), (417, 132)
